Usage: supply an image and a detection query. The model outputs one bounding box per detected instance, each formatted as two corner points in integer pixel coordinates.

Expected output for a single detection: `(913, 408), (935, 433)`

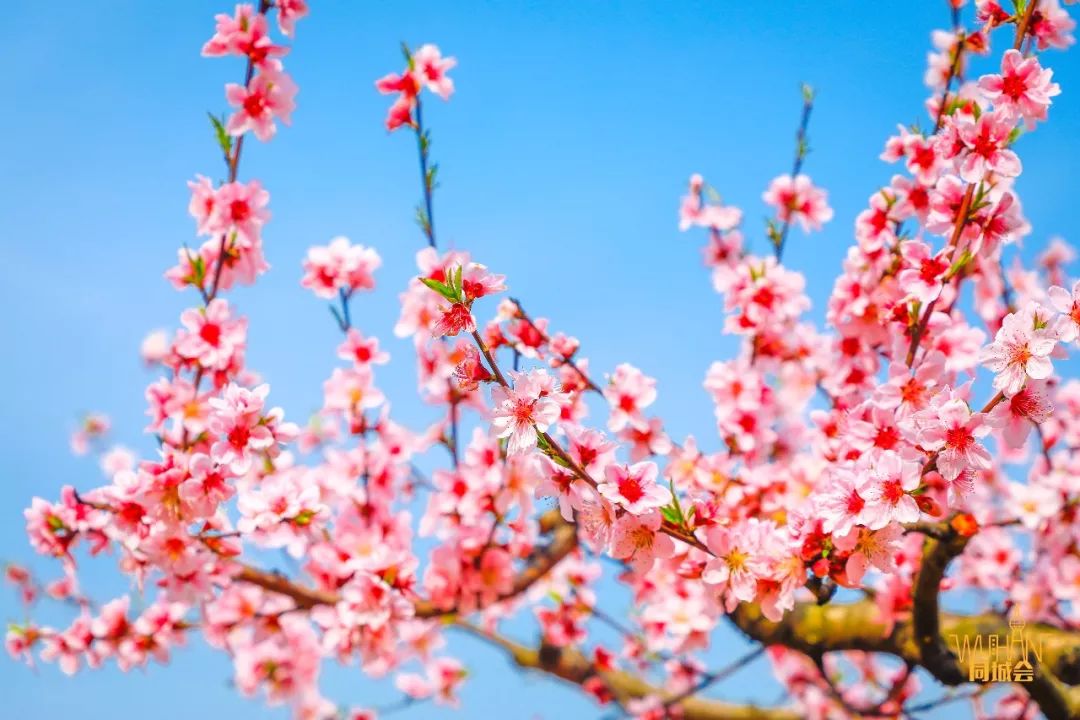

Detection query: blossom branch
(454, 620), (799, 720)
(771, 84), (815, 261)
(233, 508), (578, 618)
(730, 596), (1080, 720)
(509, 297), (603, 394)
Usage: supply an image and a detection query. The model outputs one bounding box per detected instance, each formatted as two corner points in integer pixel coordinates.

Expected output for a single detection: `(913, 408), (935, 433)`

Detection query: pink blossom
(205, 179), (271, 244)
(459, 263), (506, 302)
(178, 453), (236, 518)
(431, 303), (476, 338)
(187, 174), (219, 236)
(337, 329), (389, 366)
(952, 109), (1022, 182)
(323, 367), (386, 428)
(208, 383), (296, 475)
(979, 305), (1057, 396)
(576, 491), (618, 550)
(139, 330), (170, 365)
(762, 174), (834, 232)
(412, 44), (457, 100)
(1048, 280), (1080, 342)
(490, 370), (562, 455)
(376, 45), (455, 131)
(874, 355), (944, 416)
(598, 461), (671, 514)
(202, 4), (286, 66)
(395, 658), (466, 707)
(916, 397), (992, 481)
(603, 363), (657, 432)
(610, 510), (675, 572)
(979, 49), (1060, 127)
(1029, 0), (1077, 52)
(1008, 482), (1063, 529)
(237, 471), (327, 544)
(839, 523), (903, 585)
(453, 344), (493, 392)
(618, 416), (673, 461)
(70, 413), (110, 456)
(40, 615), (93, 675)
(897, 240), (951, 304)
(301, 237), (382, 299)
(99, 446), (135, 478)
(233, 618), (320, 704)
(815, 466), (867, 536)
(987, 381), (1053, 449)
(858, 452), (922, 529)
(226, 69), (298, 141)
(276, 0), (308, 37)
(701, 524), (760, 602)
(176, 299), (247, 372)
(678, 174), (742, 232)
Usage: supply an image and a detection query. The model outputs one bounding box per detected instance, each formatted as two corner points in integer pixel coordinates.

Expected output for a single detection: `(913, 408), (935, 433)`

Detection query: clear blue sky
(2, 2), (1078, 718)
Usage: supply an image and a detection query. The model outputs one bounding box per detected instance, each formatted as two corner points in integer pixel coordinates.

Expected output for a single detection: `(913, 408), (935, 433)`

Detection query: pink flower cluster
(11, 5), (1080, 720)
(375, 44), (457, 131)
(203, 3), (302, 141)
(300, 236), (382, 299)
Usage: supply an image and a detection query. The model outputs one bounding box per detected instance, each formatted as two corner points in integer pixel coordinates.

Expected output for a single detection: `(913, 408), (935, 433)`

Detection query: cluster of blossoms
(8, 3), (1080, 720)
(166, 1), (308, 298)
(375, 44), (456, 131)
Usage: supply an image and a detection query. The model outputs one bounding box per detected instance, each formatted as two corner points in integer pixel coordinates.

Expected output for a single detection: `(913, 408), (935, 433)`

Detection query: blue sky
(2, 1), (1079, 718)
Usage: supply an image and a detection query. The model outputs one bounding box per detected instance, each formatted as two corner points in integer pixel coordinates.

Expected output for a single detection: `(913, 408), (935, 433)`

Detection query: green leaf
(660, 505), (681, 525)
(947, 249), (973, 279)
(420, 277), (459, 303)
(668, 478), (685, 525)
(207, 112), (232, 157)
(765, 219), (781, 249)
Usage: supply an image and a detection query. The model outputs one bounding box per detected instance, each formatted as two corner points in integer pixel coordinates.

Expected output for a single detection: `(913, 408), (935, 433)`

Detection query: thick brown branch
(912, 526), (971, 684)
(454, 620), (798, 720)
(730, 599), (1080, 720)
(907, 520), (1079, 720)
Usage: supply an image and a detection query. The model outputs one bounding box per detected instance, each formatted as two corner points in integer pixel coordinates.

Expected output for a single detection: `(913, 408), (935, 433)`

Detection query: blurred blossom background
(2, 1), (1078, 718)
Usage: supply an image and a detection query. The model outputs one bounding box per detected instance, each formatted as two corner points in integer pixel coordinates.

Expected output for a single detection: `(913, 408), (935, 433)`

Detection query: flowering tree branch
(9, 3), (1080, 720)
(730, 596), (1080, 720)
(454, 620), (799, 720)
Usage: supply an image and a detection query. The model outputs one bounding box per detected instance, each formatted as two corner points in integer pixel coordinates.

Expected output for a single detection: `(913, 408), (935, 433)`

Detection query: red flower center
(874, 425), (900, 450)
(845, 489), (865, 515)
(881, 478), (905, 504)
(945, 425), (973, 451)
(1001, 73), (1027, 100)
(229, 199), (251, 223)
(243, 92), (267, 118)
(617, 476), (645, 504)
(227, 425), (250, 449)
(199, 322), (222, 346)
(972, 129), (999, 159)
